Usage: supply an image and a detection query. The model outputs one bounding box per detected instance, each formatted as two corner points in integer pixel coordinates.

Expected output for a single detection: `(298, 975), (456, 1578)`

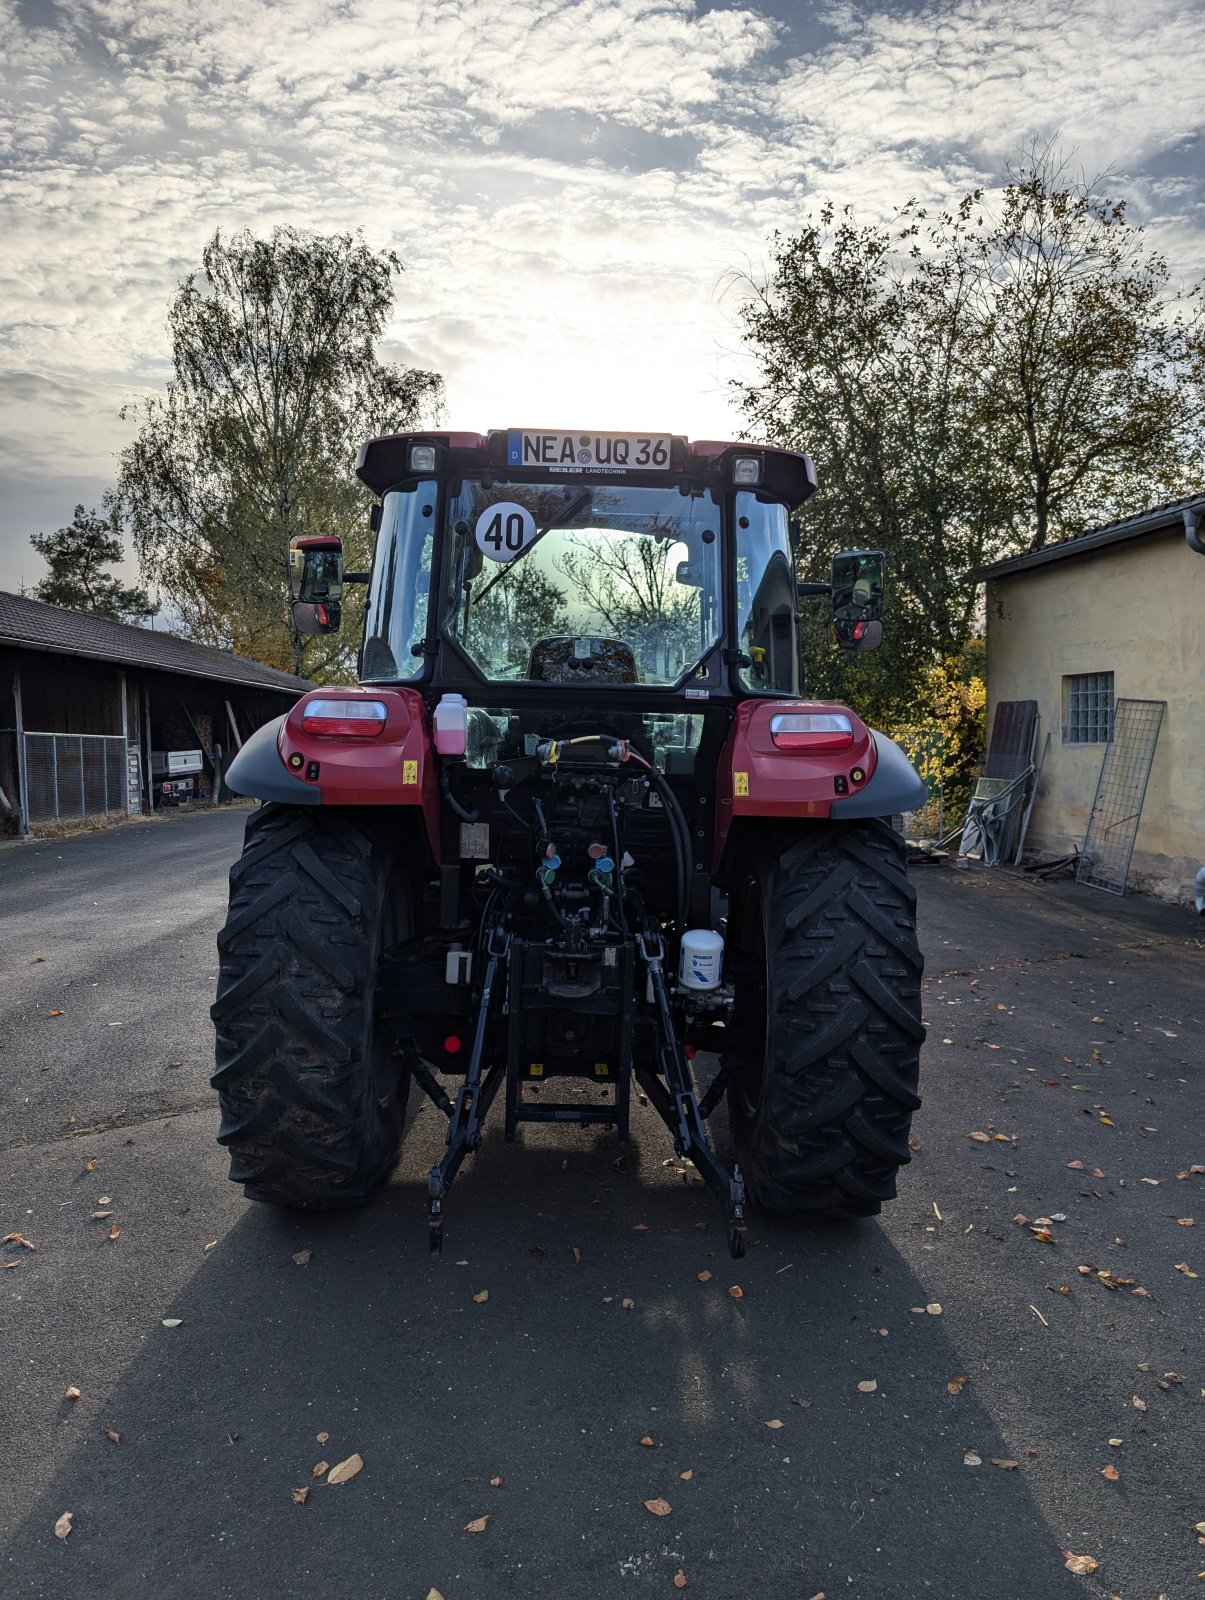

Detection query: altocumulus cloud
(0, 0), (1202, 590)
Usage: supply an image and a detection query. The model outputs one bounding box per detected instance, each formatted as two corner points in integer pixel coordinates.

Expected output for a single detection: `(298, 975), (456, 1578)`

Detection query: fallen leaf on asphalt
(1141, 1178), (1161, 1186)
(1176, 1218), (1195, 1227)
(489, 1476), (503, 1487)
(1100, 1464), (1120, 1480)
(993, 1132), (1012, 1141)
(621, 1297), (635, 1309)
(857, 1380), (878, 1393)
(102, 1429), (120, 1444)
(1099, 1116), (1115, 1127)
(1131, 1396), (1147, 1411)
(697, 1271), (712, 1282)
(963, 1451), (982, 1467)
(643, 1498), (672, 1517)
(764, 1419), (785, 1429)
(90, 1211), (113, 1221)
(473, 1290), (489, 1304)
(633, 1223), (649, 1232)
(4, 1233), (38, 1250)
(947, 1375), (967, 1395)
(54, 1512), (73, 1540)
(673, 1571), (687, 1589)
(1131, 1286), (1151, 1298)
(1063, 1552), (1098, 1575)
(64, 1386), (81, 1401)
(1066, 1160), (1086, 1170)
(926, 1303), (943, 1315)
(203, 1239), (218, 1252)
(49, 1010), (63, 1018)
(728, 1285), (743, 1299)
(968, 1131), (990, 1143)
(292, 1250), (311, 1266)
(107, 1225), (120, 1241)
(680, 1469), (693, 1480)
(312, 1460), (330, 1477)
(161, 1319), (182, 1328)
(1011, 1214), (1029, 1226)
(640, 1436), (655, 1447)
(3, 1261), (18, 1270)
(464, 1515), (489, 1533)
(1032, 1217), (1054, 1228)
(327, 1454), (363, 1485)
(991, 1459), (1019, 1470)
(316, 1432), (329, 1444)
(1108, 1436), (1123, 1446)
(291, 1487), (309, 1504)
(1174, 1262), (1197, 1277)
(427, 1591), (446, 1600)
(1031, 1228), (1055, 1245)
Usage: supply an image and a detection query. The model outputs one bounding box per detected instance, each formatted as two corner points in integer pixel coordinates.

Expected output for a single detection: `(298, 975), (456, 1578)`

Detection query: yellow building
(982, 494), (1205, 907)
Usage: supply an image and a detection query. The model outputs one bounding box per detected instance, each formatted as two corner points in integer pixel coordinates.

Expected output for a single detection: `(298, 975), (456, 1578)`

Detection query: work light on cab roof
(213, 424), (926, 1261)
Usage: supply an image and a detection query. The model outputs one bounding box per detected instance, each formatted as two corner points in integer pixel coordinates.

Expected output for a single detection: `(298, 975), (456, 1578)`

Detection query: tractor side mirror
(288, 536), (344, 636)
(832, 549), (885, 652)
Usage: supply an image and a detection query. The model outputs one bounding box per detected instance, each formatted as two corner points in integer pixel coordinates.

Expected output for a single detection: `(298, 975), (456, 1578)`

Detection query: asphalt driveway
(1, 811), (1201, 1600)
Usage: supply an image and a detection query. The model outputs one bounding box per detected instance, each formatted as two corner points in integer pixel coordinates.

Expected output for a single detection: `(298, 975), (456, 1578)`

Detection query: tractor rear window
(361, 482), (437, 680)
(442, 481), (722, 687)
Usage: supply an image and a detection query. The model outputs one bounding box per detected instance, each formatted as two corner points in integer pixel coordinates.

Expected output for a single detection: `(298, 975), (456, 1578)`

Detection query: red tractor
(213, 429), (926, 1257)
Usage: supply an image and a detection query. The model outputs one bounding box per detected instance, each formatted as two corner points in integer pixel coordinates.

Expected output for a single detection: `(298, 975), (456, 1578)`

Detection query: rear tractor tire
(211, 804), (413, 1208)
(726, 820), (924, 1219)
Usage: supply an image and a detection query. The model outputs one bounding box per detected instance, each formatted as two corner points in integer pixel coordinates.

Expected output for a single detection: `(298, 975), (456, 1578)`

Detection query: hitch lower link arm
(635, 929), (746, 1260)
(426, 929), (510, 1256)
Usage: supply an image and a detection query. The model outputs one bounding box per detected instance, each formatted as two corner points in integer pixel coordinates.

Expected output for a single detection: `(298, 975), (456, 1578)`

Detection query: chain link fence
(22, 733), (130, 823)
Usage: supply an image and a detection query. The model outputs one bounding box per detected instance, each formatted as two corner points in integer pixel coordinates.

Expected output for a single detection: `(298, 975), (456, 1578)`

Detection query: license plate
(506, 430), (672, 471)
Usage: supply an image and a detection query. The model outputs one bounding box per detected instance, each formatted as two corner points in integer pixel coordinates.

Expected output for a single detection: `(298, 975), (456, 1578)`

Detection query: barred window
(1063, 672), (1114, 744)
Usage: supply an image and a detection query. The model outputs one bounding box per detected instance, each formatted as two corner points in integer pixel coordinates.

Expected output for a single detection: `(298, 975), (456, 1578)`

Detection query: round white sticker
(475, 501), (537, 563)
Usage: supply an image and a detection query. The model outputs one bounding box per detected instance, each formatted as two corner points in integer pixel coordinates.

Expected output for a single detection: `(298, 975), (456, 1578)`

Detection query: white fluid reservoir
(433, 693), (468, 756)
(679, 929), (724, 991)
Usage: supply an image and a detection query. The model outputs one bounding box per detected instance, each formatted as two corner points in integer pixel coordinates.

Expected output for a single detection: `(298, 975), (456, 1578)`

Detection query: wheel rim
(729, 877), (769, 1121)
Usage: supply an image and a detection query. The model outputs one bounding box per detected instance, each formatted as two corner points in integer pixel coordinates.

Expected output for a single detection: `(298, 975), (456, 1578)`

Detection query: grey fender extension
(829, 730), (927, 819)
(225, 715), (320, 806)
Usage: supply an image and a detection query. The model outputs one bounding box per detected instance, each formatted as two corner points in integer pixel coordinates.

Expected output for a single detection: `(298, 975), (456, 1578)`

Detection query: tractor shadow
(7, 1093), (1090, 1600)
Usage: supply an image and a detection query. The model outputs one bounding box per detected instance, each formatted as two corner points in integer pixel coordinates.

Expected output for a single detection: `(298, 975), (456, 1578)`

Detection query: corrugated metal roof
(980, 492), (1205, 579)
(0, 591), (311, 694)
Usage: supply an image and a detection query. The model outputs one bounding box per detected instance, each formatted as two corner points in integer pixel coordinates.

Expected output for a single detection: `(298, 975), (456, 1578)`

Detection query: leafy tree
(733, 145), (1203, 728)
(116, 227), (444, 677)
(29, 504), (157, 624)
(468, 565), (570, 676)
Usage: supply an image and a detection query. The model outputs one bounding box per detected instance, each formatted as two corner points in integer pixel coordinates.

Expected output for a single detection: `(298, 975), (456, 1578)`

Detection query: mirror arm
(343, 571), (371, 584)
(797, 581), (832, 598)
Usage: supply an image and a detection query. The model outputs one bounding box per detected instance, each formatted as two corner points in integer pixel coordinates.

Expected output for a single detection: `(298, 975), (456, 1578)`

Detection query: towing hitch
(404, 921), (746, 1259)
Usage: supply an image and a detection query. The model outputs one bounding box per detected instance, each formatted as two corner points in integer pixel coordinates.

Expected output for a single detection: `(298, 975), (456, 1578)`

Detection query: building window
(1063, 672), (1114, 744)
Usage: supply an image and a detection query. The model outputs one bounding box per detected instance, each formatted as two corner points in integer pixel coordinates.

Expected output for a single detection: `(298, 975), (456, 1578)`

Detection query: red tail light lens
(769, 712), (855, 751)
(301, 699), (388, 737)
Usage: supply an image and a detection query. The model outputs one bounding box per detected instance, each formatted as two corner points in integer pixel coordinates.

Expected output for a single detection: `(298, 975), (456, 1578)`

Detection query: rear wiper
(472, 490), (593, 606)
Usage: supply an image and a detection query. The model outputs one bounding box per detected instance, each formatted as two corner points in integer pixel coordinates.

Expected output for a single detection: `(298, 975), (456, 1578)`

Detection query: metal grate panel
(1076, 699), (1165, 895)
(23, 733), (129, 823)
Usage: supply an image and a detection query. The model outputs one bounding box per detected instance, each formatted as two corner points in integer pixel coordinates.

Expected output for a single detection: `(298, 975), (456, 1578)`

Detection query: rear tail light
(301, 699), (388, 737)
(769, 712), (855, 751)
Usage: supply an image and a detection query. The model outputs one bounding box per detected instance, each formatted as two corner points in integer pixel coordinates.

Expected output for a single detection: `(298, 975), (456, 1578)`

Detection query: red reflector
(772, 729), (855, 751)
(443, 1035), (462, 1055)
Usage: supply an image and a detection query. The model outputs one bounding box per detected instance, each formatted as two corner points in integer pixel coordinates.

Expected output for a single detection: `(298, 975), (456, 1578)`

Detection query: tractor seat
(527, 637), (640, 684)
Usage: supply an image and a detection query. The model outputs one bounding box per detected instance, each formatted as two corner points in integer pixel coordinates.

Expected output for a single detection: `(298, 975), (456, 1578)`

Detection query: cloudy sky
(2, 0), (1203, 595)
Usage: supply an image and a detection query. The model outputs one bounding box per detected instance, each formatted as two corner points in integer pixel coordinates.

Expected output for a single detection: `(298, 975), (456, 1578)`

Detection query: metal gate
(1076, 699), (1166, 895)
(22, 733), (130, 823)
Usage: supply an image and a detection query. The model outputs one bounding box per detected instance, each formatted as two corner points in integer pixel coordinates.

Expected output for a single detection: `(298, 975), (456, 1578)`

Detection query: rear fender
(228, 688), (440, 854)
(713, 701), (923, 865)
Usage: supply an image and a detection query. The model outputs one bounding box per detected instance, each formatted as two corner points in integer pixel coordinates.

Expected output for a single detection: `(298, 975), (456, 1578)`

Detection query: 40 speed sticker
(475, 501), (537, 563)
